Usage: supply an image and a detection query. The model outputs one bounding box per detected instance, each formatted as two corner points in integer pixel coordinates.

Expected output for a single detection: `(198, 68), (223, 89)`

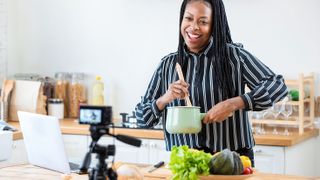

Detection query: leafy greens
(169, 145), (212, 180)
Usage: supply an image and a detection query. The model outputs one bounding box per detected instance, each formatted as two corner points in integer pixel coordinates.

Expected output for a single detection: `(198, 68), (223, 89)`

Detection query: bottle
(92, 76), (104, 105)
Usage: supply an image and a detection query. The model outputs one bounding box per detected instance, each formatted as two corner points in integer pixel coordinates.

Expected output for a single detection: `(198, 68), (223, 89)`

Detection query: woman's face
(181, 1), (212, 53)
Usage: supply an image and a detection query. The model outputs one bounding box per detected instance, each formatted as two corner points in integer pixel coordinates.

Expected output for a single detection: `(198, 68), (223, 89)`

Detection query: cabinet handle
(142, 143), (148, 148)
(254, 149), (263, 153)
(149, 142), (154, 148)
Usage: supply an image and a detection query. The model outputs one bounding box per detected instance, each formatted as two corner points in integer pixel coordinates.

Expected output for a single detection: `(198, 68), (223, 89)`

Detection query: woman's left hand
(203, 100), (234, 123)
(202, 97), (245, 123)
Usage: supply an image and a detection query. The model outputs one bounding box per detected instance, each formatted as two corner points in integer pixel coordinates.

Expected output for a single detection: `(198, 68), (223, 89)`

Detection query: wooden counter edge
(254, 128), (319, 146)
(9, 119), (319, 147)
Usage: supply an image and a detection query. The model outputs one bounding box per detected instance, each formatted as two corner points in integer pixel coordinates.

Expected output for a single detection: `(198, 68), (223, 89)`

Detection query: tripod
(79, 124), (141, 180)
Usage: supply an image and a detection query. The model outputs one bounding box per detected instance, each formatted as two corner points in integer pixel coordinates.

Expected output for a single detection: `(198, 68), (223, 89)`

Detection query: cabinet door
(98, 136), (150, 164)
(149, 140), (170, 164)
(62, 135), (88, 164)
(0, 140), (28, 165)
(253, 145), (285, 174)
(285, 137), (316, 176)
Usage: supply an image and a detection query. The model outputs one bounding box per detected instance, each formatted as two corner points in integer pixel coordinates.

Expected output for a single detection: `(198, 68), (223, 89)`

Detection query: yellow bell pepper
(240, 155), (252, 168)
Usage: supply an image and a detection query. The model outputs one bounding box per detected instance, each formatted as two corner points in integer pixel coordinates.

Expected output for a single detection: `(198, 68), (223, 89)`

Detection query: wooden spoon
(175, 63), (192, 107)
(3, 80), (15, 102)
(0, 80), (5, 102)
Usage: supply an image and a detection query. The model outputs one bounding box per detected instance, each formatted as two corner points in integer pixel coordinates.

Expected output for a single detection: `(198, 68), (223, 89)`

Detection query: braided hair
(177, 0), (234, 100)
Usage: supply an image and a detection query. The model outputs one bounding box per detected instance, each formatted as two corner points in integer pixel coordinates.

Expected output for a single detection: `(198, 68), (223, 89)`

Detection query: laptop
(17, 111), (79, 174)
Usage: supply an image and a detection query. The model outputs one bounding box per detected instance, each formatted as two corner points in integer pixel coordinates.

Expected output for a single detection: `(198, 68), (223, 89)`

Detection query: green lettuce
(169, 145), (212, 180)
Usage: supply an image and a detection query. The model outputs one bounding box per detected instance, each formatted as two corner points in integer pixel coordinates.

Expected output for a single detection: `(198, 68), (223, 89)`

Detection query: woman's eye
(184, 17), (192, 21)
(200, 21), (208, 25)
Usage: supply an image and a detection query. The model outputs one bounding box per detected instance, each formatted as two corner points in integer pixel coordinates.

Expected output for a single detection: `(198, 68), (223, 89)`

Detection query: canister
(48, 98), (64, 119)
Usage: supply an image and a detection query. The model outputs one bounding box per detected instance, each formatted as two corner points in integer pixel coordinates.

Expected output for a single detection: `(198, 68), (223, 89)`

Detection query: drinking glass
(281, 101), (293, 136)
(252, 112), (261, 134)
(270, 103), (282, 135)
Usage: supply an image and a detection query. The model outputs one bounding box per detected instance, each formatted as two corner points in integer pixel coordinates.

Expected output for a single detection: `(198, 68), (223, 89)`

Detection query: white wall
(6, 0), (320, 117)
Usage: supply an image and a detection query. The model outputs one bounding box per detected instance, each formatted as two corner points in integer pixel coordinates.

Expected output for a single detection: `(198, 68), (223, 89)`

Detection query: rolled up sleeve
(135, 61), (164, 127)
(239, 48), (288, 111)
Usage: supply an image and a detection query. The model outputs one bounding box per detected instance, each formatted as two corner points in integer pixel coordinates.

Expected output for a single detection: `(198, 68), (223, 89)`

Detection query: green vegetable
(232, 151), (244, 175)
(289, 89), (299, 101)
(169, 146), (212, 180)
(209, 149), (243, 175)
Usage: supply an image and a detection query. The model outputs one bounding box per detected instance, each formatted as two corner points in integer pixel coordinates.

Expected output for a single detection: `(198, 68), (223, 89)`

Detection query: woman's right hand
(156, 80), (189, 110)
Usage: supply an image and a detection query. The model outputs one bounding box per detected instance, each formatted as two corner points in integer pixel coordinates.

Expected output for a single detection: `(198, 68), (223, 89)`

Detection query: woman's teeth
(188, 32), (200, 40)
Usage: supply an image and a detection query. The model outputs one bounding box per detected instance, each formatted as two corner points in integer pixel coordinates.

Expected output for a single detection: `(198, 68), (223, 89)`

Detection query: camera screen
(79, 109), (102, 124)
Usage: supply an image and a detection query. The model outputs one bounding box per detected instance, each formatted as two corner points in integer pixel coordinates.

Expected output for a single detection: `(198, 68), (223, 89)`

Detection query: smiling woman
(180, 1), (212, 54)
(135, 0), (288, 168)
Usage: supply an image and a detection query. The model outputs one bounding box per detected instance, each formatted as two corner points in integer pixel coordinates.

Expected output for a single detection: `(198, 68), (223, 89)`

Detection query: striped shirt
(135, 39), (288, 152)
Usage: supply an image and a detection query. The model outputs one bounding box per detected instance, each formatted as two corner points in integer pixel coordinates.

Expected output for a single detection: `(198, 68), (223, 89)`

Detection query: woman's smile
(186, 31), (202, 43)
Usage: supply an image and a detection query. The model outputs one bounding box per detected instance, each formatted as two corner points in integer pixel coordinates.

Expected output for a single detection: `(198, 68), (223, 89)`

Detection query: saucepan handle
(200, 113), (206, 120)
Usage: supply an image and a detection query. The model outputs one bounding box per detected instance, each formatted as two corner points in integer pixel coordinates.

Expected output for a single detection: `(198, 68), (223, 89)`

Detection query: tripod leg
(107, 167), (118, 180)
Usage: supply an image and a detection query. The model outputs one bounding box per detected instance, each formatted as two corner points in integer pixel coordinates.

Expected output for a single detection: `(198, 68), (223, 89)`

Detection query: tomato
(242, 167), (253, 175)
(242, 167), (251, 175)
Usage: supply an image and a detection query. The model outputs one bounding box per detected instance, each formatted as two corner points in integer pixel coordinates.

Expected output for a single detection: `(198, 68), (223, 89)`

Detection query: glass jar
(48, 98), (64, 119)
(54, 72), (70, 118)
(68, 72), (86, 118)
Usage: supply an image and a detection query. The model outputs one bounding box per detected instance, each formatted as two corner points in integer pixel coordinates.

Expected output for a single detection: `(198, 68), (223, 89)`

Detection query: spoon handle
(175, 63), (192, 107)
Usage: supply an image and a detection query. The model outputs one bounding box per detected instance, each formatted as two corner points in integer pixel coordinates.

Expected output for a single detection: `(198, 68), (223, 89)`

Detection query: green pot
(166, 106), (206, 134)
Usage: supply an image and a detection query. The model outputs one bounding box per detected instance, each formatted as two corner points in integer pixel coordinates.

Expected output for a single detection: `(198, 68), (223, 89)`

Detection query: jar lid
(48, 98), (63, 104)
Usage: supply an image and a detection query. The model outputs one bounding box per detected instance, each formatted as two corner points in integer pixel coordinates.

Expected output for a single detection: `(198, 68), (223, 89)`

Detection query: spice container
(54, 72), (70, 118)
(48, 98), (64, 119)
(68, 73), (86, 118)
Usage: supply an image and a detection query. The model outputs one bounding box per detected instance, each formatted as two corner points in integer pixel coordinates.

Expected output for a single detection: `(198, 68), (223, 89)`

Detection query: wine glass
(248, 111), (254, 134)
(270, 103), (282, 135)
(281, 100), (293, 136)
(252, 112), (261, 134)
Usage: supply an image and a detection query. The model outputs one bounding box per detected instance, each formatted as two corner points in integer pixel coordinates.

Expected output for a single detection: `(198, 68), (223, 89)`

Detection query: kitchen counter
(0, 163), (315, 180)
(8, 119), (319, 147)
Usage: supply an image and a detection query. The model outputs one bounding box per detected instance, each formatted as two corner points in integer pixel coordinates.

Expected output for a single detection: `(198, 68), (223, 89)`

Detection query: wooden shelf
(252, 73), (315, 135)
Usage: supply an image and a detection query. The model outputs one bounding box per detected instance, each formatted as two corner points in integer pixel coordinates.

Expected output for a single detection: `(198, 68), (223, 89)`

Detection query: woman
(135, 0), (287, 166)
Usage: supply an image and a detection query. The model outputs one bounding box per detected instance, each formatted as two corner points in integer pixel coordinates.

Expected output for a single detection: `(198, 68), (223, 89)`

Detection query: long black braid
(177, 0), (234, 100)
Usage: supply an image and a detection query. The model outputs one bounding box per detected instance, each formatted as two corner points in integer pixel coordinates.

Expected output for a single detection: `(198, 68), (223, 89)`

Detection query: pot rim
(167, 106), (200, 109)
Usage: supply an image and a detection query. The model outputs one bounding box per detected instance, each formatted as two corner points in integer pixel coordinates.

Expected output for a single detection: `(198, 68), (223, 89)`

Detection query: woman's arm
(238, 47), (288, 111)
(135, 63), (164, 128)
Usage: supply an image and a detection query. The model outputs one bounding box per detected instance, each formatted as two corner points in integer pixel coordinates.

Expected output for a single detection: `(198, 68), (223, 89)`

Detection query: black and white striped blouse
(135, 40), (288, 152)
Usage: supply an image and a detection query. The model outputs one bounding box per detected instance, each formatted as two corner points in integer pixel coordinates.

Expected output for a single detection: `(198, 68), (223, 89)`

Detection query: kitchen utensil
(0, 80), (5, 102)
(3, 80), (15, 102)
(148, 161), (164, 173)
(166, 106), (205, 134)
(175, 63), (192, 107)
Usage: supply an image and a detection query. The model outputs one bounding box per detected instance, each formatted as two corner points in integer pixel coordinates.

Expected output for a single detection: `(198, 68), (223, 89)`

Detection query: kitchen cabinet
(62, 135), (88, 164)
(149, 140), (170, 164)
(253, 145), (285, 174)
(285, 136), (316, 176)
(254, 136), (316, 177)
(316, 135), (320, 176)
(0, 140), (28, 165)
(97, 136), (170, 164)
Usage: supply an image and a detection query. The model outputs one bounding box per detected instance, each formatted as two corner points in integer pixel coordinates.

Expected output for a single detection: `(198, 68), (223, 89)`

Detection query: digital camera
(79, 105), (112, 125)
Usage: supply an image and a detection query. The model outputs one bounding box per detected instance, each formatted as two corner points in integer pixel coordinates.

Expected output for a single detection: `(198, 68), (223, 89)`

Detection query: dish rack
(251, 73), (315, 135)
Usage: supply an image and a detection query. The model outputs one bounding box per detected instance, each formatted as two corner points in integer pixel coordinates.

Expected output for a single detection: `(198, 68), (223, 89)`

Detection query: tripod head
(78, 105), (142, 180)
